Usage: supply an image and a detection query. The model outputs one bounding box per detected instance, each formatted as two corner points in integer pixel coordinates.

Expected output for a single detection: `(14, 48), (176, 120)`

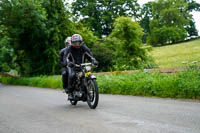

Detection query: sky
(67, 0), (200, 35)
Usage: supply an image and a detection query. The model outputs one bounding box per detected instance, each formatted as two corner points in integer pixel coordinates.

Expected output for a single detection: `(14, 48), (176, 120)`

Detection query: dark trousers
(61, 67), (75, 93)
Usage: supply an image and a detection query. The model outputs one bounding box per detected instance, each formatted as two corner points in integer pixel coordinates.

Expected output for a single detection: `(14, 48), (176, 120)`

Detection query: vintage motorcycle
(68, 63), (99, 109)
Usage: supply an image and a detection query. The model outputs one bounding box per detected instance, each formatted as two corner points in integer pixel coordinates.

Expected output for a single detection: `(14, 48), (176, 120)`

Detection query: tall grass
(150, 38), (200, 68)
(1, 69), (200, 99)
(97, 70), (200, 99)
(0, 75), (62, 89)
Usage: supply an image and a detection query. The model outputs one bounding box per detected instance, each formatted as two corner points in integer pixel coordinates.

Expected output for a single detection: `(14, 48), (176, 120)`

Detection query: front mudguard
(83, 74), (96, 87)
(90, 74), (96, 79)
(83, 74), (96, 91)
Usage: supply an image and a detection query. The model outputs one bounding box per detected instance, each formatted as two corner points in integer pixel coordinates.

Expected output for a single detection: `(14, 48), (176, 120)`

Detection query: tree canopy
(0, 25), (15, 72)
(72, 0), (140, 37)
(107, 17), (152, 70)
(147, 0), (191, 46)
(140, 0), (199, 44)
(0, 0), (199, 75)
(0, 0), (74, 75)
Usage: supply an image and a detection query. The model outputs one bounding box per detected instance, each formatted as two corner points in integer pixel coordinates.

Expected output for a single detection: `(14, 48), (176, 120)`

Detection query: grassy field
(150, 38), (200, 68)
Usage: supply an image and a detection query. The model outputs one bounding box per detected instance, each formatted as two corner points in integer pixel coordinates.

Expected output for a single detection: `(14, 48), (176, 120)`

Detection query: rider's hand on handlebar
(68, 62), (75, 67)
(92, 60), (99, 66)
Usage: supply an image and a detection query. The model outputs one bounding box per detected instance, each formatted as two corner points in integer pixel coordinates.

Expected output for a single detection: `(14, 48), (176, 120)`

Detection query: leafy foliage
(1, 0), (199, 75)
(185, 19), (198, 37)
(74, 23), (98, 49)
(147, 0), (190, 46)
(187, 0), (200, 11)
(0, 0), (74, 76)
(0, 0), (48, 75)
(41, 0), (74, 75)
(141, 0), (199, 45)
(72, 0), (140, 37)
(91, 42), (115, 72)
(107, 17), (154, 70)
(186, 0), (200, 37)
(140, 2), (153, 43)
(0, 25), (16, 72)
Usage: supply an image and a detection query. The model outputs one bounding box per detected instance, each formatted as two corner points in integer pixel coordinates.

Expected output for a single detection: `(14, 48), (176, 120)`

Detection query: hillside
(151, 38), (200, 68)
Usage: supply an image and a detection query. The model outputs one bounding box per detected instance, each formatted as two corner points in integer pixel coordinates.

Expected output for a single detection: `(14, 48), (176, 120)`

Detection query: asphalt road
(0, 83), (200, 133)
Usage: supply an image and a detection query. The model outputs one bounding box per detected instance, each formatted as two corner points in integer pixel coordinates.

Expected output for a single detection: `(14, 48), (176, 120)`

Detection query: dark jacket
(58, 45), (96, 67)
(58, 47), (68, 67)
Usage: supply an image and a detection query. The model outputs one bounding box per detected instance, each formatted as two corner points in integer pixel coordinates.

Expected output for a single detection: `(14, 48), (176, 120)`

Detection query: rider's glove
(68, 62), (75, 67)
(92, 60), (99, 65)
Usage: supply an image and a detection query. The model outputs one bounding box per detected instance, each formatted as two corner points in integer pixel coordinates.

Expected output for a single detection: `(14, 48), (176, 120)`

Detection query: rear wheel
(87, 79), (99, 109)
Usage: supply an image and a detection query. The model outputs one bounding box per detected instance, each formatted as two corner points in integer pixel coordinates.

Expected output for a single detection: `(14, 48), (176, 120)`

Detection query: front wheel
(70, 100), (78, 105)
(87, 79), (99, 109)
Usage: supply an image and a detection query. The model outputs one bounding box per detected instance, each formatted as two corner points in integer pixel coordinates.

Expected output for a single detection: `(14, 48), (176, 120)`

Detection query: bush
(105, 16), (155, 70)
(91, 43), (115, 72)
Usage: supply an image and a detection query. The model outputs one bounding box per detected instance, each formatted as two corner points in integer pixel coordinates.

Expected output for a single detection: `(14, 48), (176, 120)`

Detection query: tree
(74, 23), (98, 49)
(186, 0), (200, 37)
(187, 0), (200, 11)
(91, 42), (114, 72)
(140, 2), (153, 43)
(147, 0), (190, 46)
(141, 0), (199, 43)
(71, 0), (140, 37)
(41, 0), (74, 75)
(108, 17), (151, 70)
(0, 0), (48, 75)
(0, 25), (16, 72)
(0, 0), (74, 76)
(186, 18), (198, 37)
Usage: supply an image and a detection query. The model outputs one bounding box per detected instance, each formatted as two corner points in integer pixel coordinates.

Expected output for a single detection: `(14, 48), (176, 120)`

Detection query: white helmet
(65, 37), (71, 46)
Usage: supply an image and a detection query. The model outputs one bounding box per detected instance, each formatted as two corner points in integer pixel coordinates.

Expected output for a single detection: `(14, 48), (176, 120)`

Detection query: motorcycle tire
(87, 79), (99, 109)
(70, 100), (78, 105)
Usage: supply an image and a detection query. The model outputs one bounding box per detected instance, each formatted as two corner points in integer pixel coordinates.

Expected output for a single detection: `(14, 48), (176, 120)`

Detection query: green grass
(1, 69), (200, 100)
(97, 70), (200, 99)
(0, 75), (62, 89)
(150, 38), (200, 68)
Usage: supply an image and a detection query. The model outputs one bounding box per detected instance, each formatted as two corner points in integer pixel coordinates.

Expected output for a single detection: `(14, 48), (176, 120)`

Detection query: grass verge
(1, 69), (200, 100)
(0, 75), (62, 89)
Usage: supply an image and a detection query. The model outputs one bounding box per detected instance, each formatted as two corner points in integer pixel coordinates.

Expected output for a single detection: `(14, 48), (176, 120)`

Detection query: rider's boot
(68, 92), (73, 100)
(68, 87), (73, 100)
(64, 88), (69, 94)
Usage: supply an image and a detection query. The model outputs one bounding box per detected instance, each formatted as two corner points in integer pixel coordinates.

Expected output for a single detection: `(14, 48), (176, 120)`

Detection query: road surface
(0, 83), (200, 133)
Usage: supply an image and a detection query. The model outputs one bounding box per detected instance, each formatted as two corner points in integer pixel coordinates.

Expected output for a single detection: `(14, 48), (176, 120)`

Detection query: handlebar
(81, 63), (93, 67)
(74, 63), (96, 68)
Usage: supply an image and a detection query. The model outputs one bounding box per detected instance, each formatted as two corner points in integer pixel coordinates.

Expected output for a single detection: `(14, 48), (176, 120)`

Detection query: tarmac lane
(0, 83), (200, 133)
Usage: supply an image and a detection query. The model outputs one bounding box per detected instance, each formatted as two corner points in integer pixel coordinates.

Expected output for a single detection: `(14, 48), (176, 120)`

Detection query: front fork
(84, 74), (96, 92)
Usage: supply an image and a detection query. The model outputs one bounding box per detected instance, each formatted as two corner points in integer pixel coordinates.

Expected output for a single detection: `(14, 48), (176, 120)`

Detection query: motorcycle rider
(65, 37), (72, 47)
(58, 37), (71, 94)
(59, 34), (98, 100)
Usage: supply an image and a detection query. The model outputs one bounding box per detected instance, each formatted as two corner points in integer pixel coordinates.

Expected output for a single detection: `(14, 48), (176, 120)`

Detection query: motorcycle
(68, 63), (99, 109)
